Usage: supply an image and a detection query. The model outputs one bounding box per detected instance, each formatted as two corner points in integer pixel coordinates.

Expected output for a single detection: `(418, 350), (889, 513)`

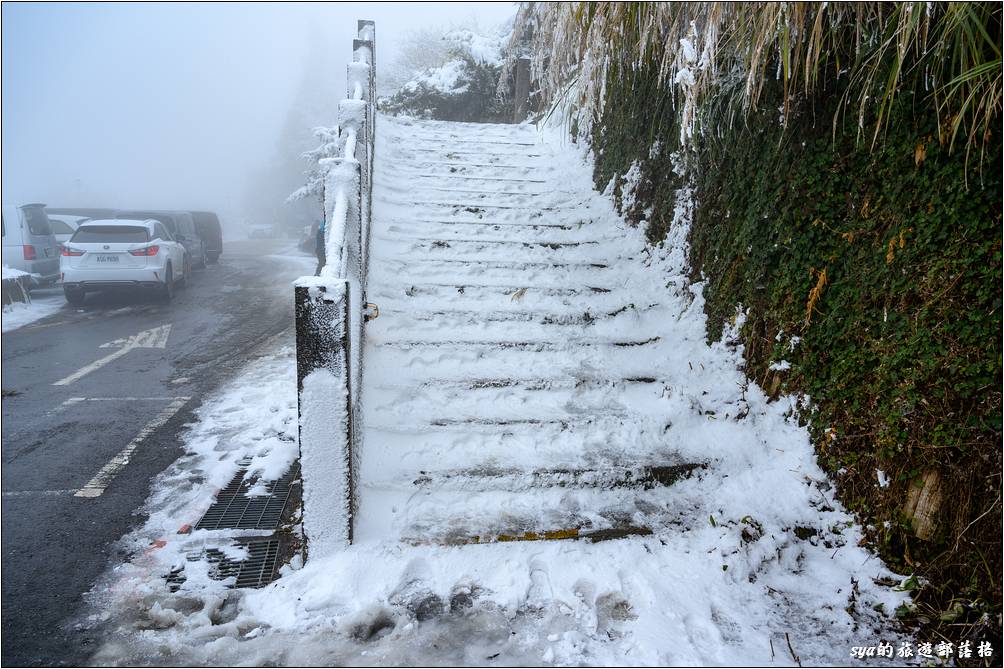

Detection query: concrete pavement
(1, 240), (312, 666)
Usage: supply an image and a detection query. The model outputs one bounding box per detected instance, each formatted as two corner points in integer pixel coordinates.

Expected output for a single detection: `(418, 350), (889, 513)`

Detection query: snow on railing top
(318, 20), (376, 285)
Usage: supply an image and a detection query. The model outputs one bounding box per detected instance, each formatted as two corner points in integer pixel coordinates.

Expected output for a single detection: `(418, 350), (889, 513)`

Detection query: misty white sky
(1, 2), (516, 223)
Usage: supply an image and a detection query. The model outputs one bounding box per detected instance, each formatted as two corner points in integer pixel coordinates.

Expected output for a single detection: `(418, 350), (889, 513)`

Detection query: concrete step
(370, 463), (705, 493)
(356, 482), (701, 545)
(364, 339), (672, 381)
(372, 237), (613, 264)
(363, 114), (695, 546)
(368, 312), (661, 345)
(368, 258), (615, 286)
(374, 304), (656, 326)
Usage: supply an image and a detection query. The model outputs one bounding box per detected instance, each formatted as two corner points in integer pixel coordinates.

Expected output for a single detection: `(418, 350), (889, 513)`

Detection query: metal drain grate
(205, 539), (281, 588)
(195, 463), (299, 530)
(165, 538), (282, 590)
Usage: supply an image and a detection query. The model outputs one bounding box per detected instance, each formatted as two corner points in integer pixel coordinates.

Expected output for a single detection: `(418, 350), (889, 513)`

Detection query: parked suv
(1, 203), (61, 284)
(60, 219), (188, 304)
(191, 211), (223, 264)
(115, 210), (207, 268)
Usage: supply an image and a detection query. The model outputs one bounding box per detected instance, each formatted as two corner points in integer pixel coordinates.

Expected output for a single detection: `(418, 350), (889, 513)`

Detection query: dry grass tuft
(804, 266), (828, 326)
(505, 2), (1001, 159)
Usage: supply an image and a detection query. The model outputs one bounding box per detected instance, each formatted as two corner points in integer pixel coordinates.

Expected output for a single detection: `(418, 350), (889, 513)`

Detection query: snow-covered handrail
(294, 20), (376, 558)
(320, 23), (376, 284)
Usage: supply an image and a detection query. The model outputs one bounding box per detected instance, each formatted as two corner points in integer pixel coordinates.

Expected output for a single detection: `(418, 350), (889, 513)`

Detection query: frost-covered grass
(85, 115), (912, 666)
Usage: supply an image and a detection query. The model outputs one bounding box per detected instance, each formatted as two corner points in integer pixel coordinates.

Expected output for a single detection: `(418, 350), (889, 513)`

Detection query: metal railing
(293, 19), (375, 558)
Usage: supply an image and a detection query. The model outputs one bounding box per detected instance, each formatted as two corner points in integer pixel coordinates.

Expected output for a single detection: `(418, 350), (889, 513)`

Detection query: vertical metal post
(294, 19), (375, 560)
(513, 57), (531, 123)
(295, 281), (354, 551)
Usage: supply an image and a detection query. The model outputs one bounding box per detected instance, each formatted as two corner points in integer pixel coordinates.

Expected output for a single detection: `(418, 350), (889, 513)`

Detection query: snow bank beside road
(85, 347), (301, 663)
(2, 285), (65, 332)
(2, 265), (31, 280)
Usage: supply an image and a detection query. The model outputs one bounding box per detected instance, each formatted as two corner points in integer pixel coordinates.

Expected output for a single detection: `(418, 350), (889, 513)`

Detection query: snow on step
(373, 237), (613, 263)
(358, 115), (700, 544)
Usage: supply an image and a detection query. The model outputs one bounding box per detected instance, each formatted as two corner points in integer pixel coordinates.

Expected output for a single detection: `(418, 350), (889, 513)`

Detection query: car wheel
(207, 252), (219, 265)
(198, 248), (208, 269)
(64, 287), (86, 306)
(178, 255), (192, 288)
(159, 265), (175, 302)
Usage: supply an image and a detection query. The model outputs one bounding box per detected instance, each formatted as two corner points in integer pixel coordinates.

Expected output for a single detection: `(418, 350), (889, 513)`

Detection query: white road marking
(74, 396), (189, 498)
(52, 346), (135, 386)
(75, 396), (184, 401)
(99, 323), (171, 348)
(49, 396), (185, 415)
(50, 397), (87, 414)
(2, 489), (77, 497)
(53, 324), (172, 386)
(99, 336), (131, 349)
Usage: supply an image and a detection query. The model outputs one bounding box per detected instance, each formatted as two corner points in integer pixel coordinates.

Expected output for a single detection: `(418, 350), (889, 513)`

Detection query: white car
(46, 214), (90, 245)
(60, 218), (189, 305)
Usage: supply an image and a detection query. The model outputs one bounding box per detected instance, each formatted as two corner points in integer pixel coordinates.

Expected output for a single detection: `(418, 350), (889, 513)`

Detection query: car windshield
(193, 213), (217, 226)
(155, 217), (178, 235)
(71, 225), (149, 243)
(23, 208), (52, 236)
(118, 213), (177, 235)
(49, 220), (74, 235)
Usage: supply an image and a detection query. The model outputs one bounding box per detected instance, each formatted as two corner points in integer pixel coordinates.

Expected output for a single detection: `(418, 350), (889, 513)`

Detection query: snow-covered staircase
(358, 116), (704, 545)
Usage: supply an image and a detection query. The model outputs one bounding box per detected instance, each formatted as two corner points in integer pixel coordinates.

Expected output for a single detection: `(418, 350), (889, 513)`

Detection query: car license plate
(96, 255), (119, 263)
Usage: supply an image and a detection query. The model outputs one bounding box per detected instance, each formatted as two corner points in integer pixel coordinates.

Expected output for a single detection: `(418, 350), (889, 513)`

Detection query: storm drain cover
(195, 462), (300, 530)
(206, 539), (281, 588)
(165, 538), (282, 590)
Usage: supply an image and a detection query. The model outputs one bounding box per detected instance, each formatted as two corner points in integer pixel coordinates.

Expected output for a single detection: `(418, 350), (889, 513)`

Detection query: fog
(1, 2), (515, 233)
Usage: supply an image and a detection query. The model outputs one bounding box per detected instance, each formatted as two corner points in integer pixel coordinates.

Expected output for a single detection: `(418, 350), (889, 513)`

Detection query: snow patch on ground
(1, 286), (66, 332)
(2, 265), (31, 280)
(83, 347), (300, 661)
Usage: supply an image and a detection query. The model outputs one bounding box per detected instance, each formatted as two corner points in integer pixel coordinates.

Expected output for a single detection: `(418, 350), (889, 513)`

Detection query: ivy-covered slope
(591, 65), (1002, 637)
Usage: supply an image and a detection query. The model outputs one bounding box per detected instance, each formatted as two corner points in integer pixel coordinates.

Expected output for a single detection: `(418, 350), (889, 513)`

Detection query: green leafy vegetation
(513, 0), (1001, 646)
(591, 56), (1002, 648)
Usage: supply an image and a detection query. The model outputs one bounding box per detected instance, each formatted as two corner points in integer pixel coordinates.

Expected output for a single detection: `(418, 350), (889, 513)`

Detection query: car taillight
(61, 246), (85, 256)
(23, 245), (36, 260)
(128, 245), (160, 257)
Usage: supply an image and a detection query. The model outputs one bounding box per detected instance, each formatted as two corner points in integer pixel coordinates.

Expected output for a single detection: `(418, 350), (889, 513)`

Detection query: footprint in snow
(524, 558), (553, 612)
(595, 591), (636, 639)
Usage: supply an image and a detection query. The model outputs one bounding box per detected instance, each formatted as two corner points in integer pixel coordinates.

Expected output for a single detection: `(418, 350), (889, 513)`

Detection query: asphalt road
(1, 239), (314, 666)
